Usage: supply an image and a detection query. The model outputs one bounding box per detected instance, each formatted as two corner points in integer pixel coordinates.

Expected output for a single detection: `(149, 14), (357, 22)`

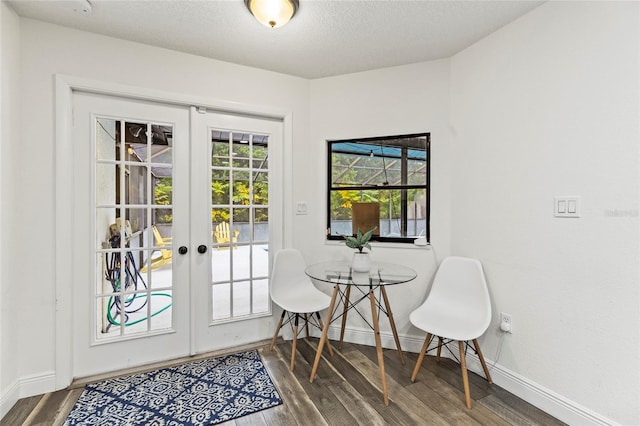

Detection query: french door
(71, 91), (282, 378)
(191, 110), (283, 350)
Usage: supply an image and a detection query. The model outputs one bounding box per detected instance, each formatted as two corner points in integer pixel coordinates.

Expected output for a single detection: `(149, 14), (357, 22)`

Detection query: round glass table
(305, 260), (417, 406)
(305, 260), (417, 287)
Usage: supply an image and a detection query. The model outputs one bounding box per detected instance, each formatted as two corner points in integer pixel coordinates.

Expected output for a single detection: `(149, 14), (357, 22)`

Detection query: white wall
(308, 60), (452, 343)
(0, 1), (21, 418)
(3, 2), (639, 424)
(450, 2), (639, 424)
(12, 17), (309, 390)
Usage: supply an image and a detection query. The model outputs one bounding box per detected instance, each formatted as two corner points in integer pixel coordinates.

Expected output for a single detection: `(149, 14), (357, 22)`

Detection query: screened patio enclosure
(328, 134), (430, 242)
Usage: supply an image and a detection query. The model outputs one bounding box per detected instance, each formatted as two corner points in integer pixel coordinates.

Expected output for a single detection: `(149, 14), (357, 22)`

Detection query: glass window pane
(253, 173), (268, 205)
(96, 163), (117, 206)
(232, 171), (251, 205)
(96, 118), (117, 161)
(252, 279), (269, 314)
(153, 207), (173, 227)
(124, 121), (147, 144)
(212, 248), (231, 282)
(232, 281), (251, 317)
(252, 245), (269, 278)
(253, 209), (268, 242)
(97, 253), (117, 297)
(407, 159), (427, 185)
(212, 169), (230, 205)
(153, 175), (173, 207)
(253, 142), (268, 169)
(150, 124), (173, 166)
(212, 210), (232, 233)
(148, 258), (173, 287)
(212, 131), (230, 167)
(328, 134), (429, 242)
(232, 247), (250, 281)
(96, 296), (118, 339)
(212, 283), (231, 320)
(124, 165), (149, 205)
(149, 290), (173, 332)
(233, 208), (249, 227)
(232, 133), (251, 169)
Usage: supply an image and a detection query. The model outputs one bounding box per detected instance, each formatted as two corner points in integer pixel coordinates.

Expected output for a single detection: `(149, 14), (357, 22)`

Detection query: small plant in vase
(343, 227), (377, 272)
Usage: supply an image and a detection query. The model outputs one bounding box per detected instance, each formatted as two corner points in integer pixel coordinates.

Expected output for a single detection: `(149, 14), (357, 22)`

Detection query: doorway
(68, 89), (284, 379)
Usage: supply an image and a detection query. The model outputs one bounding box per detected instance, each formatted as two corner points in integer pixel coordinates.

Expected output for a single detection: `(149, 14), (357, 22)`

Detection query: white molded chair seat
(269, 249), (333, 371)
(409, 256), (493, 408)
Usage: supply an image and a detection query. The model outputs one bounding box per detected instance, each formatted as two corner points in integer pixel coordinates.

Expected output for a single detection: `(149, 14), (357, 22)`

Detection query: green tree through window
(327, 134), (430, 243)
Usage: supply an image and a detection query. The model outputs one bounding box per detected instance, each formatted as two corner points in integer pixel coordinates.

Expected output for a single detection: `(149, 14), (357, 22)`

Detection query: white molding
(54, 74), (290, 119)
(6, 319), (617, 426)
(282, 113), (294, 248)
(18, 371), (57, 399)
(464, 353), (616, 426)
(54, 74), (294, 391)
(0, 380), (19, 419)
(328, 326), (615, 426)
(0, 372), (57, 419)
(54, 75), (74, 389)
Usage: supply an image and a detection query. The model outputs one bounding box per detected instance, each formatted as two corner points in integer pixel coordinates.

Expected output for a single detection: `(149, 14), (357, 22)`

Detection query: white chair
(269, 249), (334, 371)
(409, 256), (493, 408)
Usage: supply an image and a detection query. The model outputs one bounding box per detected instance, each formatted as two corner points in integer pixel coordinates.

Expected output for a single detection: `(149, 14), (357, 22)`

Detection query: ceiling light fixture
(245, 0), (299, 28)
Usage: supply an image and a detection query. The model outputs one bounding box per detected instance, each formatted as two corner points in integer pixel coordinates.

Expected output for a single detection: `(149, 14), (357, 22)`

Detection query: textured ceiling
(7, 0), (545, 79)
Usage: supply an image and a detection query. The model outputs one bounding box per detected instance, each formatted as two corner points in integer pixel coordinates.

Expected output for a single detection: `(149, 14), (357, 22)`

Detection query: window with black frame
(327, 133), (430, 243)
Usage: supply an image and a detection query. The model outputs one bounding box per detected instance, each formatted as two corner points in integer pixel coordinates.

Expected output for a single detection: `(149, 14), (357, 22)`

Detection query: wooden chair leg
(458, 340), (472, 409)
(411, 333), (432, 382)
(436, 336), (443, 361)
(290, 314), (299, 371)
(270, 310), (286, 351)
(304, 313), (310, 338)
(472, 338), (493, 383)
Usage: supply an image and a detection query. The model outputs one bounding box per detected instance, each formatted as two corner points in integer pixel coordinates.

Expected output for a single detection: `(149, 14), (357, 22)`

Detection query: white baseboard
(464, 353), (616, 426)
(0, 380), (19, 419)
(329, 325), (616, 426)
(1, 330), (617, 426)
(0, 370), (57, 421)
(18, 370), (57, 398)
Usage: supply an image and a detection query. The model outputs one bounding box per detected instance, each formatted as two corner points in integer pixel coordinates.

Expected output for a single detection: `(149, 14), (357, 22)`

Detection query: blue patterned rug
(64, 350), (282, 425)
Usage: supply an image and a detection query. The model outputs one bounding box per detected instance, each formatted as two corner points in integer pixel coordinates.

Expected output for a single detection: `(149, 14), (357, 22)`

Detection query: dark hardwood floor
(2, 338), (565, 425)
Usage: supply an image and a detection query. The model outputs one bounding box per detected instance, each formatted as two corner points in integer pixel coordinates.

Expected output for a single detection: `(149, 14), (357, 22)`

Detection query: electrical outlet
(500, 312), (513, 333)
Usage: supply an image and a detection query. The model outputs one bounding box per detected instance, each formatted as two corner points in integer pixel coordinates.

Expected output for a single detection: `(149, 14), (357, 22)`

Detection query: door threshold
(68, 338), (272, 389)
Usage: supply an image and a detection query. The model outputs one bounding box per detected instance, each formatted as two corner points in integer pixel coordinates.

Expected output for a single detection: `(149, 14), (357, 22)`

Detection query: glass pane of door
(95, 118), (175, 339)
(210, 130), (270, 321)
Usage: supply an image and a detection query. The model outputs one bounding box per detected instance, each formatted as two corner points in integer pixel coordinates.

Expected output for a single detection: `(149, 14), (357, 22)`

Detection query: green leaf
(341, 226), (377, 252)
(361, 227), (375, 242)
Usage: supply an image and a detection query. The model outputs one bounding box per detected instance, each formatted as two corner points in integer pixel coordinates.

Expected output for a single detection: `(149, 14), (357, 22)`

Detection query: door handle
(197, 245), (208, 254)
(178, 246), (188, 255)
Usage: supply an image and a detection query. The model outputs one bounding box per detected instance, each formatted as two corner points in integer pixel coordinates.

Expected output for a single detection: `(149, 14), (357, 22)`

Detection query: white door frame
(54, 74), (293, 389)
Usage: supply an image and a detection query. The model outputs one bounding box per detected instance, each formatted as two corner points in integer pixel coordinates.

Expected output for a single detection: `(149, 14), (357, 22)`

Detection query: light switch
(557, 200), (566, 214)
(554, 196), (580, 218)
(296, 201), (308, 215)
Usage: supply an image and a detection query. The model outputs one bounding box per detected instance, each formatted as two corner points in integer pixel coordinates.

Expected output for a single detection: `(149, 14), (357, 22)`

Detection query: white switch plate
(296, 201), (308, 215)
(554, 196), (580, 218)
